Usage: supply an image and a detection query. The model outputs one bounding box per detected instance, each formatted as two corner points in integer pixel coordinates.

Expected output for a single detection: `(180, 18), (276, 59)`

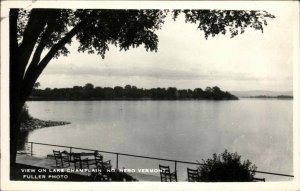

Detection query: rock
(20, 118), (70, 132)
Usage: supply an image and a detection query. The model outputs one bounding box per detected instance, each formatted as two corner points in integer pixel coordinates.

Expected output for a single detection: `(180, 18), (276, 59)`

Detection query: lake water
(25, 99), (293, 181)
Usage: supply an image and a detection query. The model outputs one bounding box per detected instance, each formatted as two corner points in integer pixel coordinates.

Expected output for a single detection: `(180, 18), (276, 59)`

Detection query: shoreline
(20, 118), (70, 132)
(27, 98), (239, 101)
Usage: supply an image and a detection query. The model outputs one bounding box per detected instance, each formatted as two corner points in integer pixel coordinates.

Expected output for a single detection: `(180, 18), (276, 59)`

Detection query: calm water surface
(25, 99), (293, 181)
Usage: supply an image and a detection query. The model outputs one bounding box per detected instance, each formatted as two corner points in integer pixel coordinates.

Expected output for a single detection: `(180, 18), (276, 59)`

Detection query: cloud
(43, 63), (291, 83)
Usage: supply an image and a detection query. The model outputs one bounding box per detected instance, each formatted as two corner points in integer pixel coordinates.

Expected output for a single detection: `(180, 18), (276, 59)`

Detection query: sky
(36, 7), (295, 92)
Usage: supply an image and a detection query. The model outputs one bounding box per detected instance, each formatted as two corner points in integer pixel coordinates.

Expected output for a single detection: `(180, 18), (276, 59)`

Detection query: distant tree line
(249, 95), (293, 99)
(30, 83), (238, 100)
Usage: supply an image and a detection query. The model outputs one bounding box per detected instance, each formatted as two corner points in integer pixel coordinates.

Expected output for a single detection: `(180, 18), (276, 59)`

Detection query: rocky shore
(20, 118), (70, 131)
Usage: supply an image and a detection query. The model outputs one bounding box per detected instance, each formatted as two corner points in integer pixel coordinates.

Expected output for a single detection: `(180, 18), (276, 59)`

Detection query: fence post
(174, 160), (177, 181)
(30, 142), (33, 156)
(116, 153), (119, 169)
(69, 147), (72, 153)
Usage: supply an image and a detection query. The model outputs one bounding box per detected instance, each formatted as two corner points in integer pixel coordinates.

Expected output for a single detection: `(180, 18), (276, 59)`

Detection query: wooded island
(30, 83), (238, 100)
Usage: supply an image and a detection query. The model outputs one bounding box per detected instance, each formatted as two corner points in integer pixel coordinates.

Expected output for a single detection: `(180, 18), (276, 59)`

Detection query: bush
(198, 150), (257, 182)
(19, 104), (32, 122)
(91, 170), (136, 181)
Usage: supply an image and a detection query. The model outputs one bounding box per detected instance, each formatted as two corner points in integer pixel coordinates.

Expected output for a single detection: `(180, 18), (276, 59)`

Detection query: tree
(83, 83), (94, 98)
(114, 86), (124, 98)
(193, 88), (204, 99)
(166, 87), (178, 99)
(103, 87), (114, 98)
(84, 83), (94, 90)
(33, 82), (40, 89)
(212, 86), (222, 100)
(198, 150), (257, 182)
(10, 8), (274, 166)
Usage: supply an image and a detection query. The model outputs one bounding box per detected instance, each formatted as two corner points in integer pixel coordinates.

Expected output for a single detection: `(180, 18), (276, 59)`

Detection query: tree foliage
(15, 9), (275, 59)
(174, 10), (275, 38)
(198, 150), (257, 182)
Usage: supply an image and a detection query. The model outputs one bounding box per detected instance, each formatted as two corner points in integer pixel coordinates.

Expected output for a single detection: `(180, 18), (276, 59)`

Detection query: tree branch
(22, 21), (85, 100)
(17, 9), (49, 79)
(24, 11), (59, 81)
(36, 21), (85, 75)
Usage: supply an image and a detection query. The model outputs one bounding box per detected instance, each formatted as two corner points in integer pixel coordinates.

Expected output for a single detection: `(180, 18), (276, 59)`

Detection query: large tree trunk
(9, 96), (24, 166)
(9, 78), (28, 167)
(9, 9), (51, 168)
(9, 9), (84, 170)
(9, 9), (22, 167)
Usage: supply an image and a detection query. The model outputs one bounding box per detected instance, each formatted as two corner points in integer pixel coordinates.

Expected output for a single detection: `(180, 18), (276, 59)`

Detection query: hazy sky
(36, 7), (295, 91)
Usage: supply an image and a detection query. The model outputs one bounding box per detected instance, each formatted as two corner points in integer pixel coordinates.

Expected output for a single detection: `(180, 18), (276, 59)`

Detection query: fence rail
(24, 141), (294, 178)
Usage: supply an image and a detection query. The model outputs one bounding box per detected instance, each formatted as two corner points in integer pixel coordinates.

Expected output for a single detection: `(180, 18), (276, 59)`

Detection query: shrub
(19, 104), (32, 122)
(198, 150), (257, 182)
